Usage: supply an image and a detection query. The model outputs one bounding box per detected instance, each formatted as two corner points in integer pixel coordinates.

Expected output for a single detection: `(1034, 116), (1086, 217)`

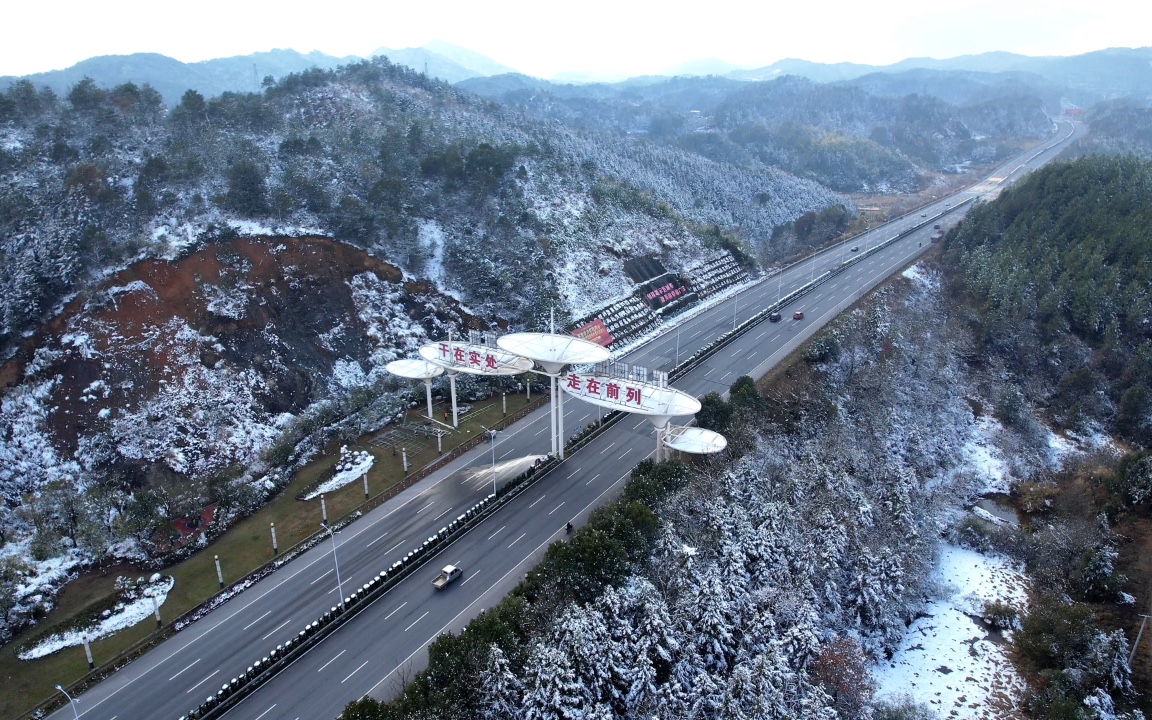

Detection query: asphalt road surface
(48, 120), (1080, 720)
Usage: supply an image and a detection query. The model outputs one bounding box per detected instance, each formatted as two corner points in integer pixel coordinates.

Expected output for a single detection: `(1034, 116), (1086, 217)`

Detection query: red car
(793, 311), (805, 320)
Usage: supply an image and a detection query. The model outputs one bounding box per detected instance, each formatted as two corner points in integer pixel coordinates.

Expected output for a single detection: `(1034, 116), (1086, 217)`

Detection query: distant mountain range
(3, 43), (1150, 108)
(0, 42), (515, 106)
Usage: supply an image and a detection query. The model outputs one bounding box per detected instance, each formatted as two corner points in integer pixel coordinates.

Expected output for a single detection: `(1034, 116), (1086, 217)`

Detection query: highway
(46, 120), (1080, 720)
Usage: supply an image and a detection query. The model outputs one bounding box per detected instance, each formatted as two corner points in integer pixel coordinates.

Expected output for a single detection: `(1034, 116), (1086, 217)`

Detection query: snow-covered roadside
(302, 447), (375, 500)
(19, 576), (174, 660)
(873, 545), (1028, 719)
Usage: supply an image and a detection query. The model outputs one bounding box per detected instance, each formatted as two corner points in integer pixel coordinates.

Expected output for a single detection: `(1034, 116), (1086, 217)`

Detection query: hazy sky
(4, 0), (1150, 78)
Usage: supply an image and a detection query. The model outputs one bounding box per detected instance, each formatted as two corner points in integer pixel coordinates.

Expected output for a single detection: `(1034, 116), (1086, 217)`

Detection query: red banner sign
(571, 319), (614, 347)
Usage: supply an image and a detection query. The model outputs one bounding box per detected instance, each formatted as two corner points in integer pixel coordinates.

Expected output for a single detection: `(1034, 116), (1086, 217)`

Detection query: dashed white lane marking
(317, 649), (346, 672)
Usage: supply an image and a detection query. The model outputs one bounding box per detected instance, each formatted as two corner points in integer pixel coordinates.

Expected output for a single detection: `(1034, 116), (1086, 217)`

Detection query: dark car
(850, 245), (859, 252)
(769, 311), (782, 322)
(793, 311), (805, 320)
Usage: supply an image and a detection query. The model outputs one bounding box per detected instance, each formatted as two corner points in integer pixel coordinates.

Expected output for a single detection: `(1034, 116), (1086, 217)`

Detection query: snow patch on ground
(18, 576), (175, 660)
(303, 447), (374, 500)
(960, 416), (1012, 494)
(873, 544), (1027, 719)
(901, 263), (939, 290)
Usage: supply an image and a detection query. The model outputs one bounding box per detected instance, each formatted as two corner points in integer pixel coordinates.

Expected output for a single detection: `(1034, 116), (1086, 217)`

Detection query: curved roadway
(48, 120), (1081, 720)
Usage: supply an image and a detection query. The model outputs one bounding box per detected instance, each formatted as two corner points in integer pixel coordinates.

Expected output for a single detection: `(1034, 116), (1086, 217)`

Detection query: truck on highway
(432, 565), (462, 590)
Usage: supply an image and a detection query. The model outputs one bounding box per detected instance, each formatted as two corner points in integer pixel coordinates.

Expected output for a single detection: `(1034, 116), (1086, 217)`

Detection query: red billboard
(571, 318), (615, 347)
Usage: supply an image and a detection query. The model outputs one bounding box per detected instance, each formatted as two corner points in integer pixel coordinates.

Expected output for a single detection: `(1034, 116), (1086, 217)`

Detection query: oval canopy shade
(419, 341), (534, 376)
(664, 425), (728, 454)
(497, 332), (610, 374)
(385, 358), (445, 380)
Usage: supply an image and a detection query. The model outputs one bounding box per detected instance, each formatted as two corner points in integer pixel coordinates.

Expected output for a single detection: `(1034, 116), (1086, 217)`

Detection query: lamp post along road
(55, 685), (80, 720)
(482, 426), (498, 496)
(322, 523), (345, 610)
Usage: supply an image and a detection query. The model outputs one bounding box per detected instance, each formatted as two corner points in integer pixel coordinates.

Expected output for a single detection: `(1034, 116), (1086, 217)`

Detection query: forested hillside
(0, 58), (844, 361)
(463, 73), (1054, 194)
(943, 155), (1152, 444)
(1068, 100), (1152, 159)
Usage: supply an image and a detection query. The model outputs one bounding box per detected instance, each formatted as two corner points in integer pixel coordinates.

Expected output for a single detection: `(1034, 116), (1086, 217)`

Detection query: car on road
(793, 311), (805, 320)
(850, 245), (859, 252)
(920, 213), (926, 217)
(432, 565), (462, 590)
(769, 311), (782, 322)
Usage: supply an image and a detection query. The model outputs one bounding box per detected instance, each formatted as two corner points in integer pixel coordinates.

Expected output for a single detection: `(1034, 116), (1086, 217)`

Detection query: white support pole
(549, 375), (558, 456)
(151, 594), (161, 628)
(449, 374), (459, 428)
(424, 377), (434, 420)
(270, 522), (278, 555)
(402, 448), (409, 474)
(215, 555), (224, 589)
(437, 432), (442, 455)
(82, 635), (94, 669)
(321, 494), (328, 523)
(502, 392), (507, 416)
(558, 382), (566, 460)
(363, 473), (369, 500)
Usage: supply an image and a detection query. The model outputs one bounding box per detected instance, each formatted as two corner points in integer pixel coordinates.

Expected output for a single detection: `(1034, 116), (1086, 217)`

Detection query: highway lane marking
(534, 426), (546, 435)
(508, 533), (526, 548)
(756, 331), (766, 339)
(169, 658), (201, 681)
(528, 494), (546, 508)
(461, 570), (479, 585)
(317, 649), (346, 672)
(632, 420), (645, 430)
(721, 371), (731, 380)
(548, 501), (566, 515)
(704, 367), (715, 376)
(567, 468), (581, 479)
(747, 351), (758, 360)
(308, 566), (331, 585)
(253, 704), (277, 720)
(585, 472), (601, 486)
(487, 525), (507, 540)
(617, 446), (634, 461)
(261, 619), (291, 640)
(384, 602), (407, 620)
(365, 532), (389, 548)
(384, 540), (405, 554)
(579, 413), (590, 422)
(343, 660), (371, 683)
(405, 611), (429, 631)
(499, 448), (517, 459)
(416, 501), (435, 513)
(185, 669), (219, 693)
(599, 441), (617, 455)
(242, 610), (271, 630)
(432, 507), (454, 522)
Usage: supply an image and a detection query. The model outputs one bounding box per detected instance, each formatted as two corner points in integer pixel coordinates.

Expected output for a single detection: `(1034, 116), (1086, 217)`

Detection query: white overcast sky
(4, 0), (1150, 78)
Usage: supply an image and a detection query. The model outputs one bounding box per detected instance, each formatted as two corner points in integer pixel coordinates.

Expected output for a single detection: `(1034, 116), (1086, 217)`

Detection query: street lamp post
(321, 523), (345, 610)
(481, 426), (498, 496)
(55, 685), (80, 720)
